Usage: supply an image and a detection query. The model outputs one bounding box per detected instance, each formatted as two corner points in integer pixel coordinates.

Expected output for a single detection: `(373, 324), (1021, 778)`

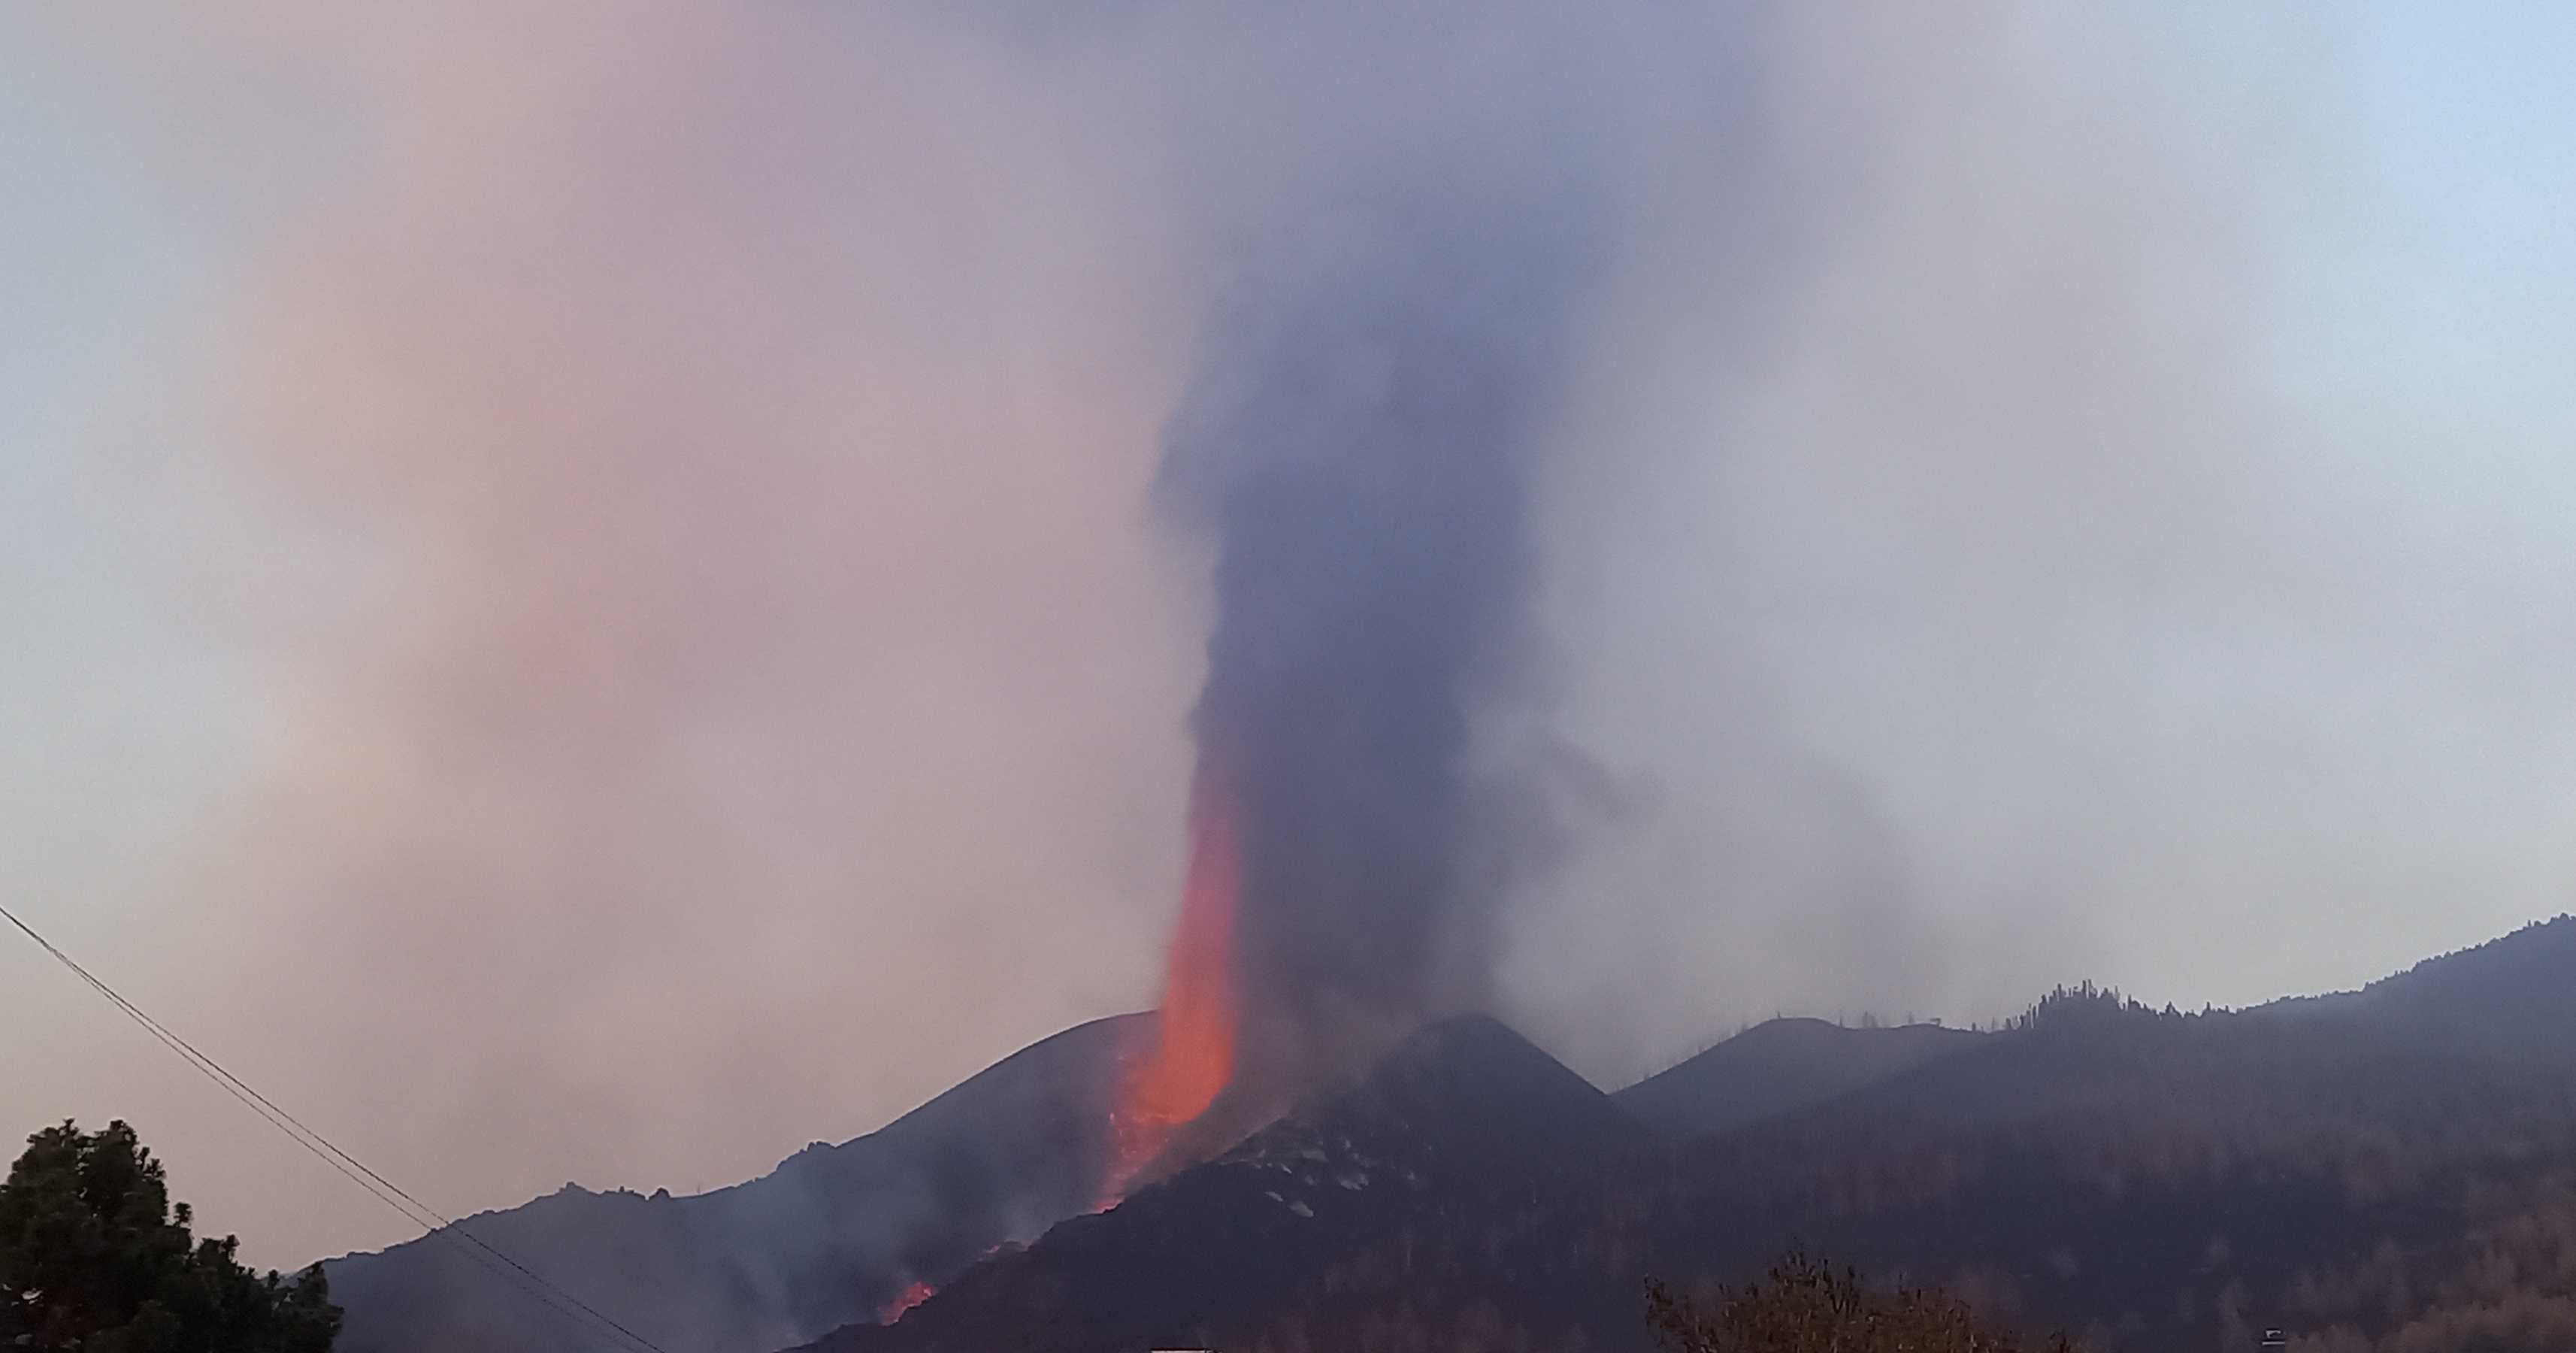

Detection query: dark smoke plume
(1149, 17), (1618, 1092)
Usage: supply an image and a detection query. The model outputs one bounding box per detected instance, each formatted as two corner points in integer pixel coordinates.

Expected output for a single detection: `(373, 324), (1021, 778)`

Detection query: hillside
(1200, 984), (2576, 1351)
(2275, 915), (2576, 1069)
(795, 1016), (1647, 1353)
(323, 916), (2576, 1353)
(794, 920), (2576, 1353)
(1615, 1017), (1984, 1138)
(1625, 985), (2576, 1346)
(326, 1012), (1146, 1353)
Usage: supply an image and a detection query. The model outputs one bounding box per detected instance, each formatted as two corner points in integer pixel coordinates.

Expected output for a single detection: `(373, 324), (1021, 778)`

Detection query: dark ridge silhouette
(325, 1012), (1146, 1353)
(1615, 1018), (1985, 1140)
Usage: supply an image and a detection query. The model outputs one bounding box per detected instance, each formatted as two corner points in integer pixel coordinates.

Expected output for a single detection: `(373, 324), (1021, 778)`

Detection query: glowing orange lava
(1103, 768), (1243, 1202)
(878, 1280), (934, 1324)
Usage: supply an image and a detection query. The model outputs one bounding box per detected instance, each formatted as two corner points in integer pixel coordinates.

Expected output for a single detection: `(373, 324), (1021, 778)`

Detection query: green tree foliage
(0, 1120), (341, 1353)
(1645, 1251), (2074, 1353)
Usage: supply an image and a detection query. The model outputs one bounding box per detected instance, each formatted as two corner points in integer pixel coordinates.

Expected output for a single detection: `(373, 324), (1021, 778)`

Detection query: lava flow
(877, 1280), (934, 1324)
(1103, 768), (1243, 1203)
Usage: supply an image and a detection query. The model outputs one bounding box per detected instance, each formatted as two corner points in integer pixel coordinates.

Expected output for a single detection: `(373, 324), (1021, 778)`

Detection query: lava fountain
(1103, 767), (1243, 1201)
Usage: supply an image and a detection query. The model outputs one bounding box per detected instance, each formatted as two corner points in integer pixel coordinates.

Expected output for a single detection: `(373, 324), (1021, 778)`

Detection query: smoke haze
(5, 0), (2575, 1271)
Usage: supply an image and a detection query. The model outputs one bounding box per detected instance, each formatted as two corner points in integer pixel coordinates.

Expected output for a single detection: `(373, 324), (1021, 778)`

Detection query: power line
(1, 900), (661, 1352)
(1, 900), (674, 1353)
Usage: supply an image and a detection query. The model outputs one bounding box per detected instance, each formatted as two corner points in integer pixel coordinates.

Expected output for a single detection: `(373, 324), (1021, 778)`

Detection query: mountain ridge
(320, 915), (2576, 1353)
(795, 1013), (1642, 1353)
(792, 917), (2576, 1352)
(326, 1012), (1149, 1353)
(1615, 1016), (1985, 1139)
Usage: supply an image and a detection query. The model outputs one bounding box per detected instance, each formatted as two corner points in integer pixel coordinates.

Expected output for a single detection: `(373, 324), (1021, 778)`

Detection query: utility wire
(1, 900), (659, 1352)
(2, 900), (675, 1353)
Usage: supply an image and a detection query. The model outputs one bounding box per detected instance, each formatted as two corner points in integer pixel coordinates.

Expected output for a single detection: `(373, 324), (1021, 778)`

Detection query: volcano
(320, 919), (2576, 1353)
(791, 1015), (1646, 1353)
(779, 919), (2576, 1353)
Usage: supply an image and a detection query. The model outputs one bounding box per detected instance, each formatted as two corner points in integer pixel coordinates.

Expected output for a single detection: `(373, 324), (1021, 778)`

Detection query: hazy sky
(5, 3), (2574, 1271)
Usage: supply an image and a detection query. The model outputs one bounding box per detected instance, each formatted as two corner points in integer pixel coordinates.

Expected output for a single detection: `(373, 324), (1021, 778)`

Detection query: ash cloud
(1003, 0), (1788, 1089)
(1155, 129), (1611, 1076)
(1025, 0), (1763, 1093)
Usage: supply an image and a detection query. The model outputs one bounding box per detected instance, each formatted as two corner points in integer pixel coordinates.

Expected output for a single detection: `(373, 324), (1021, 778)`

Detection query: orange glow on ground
(879, 1280), (934, 1324)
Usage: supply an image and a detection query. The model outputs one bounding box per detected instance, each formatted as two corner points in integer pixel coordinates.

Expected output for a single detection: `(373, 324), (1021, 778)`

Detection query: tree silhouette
(0, 1120), (341, 1353)
(1648, 1250), (2075, 1352)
